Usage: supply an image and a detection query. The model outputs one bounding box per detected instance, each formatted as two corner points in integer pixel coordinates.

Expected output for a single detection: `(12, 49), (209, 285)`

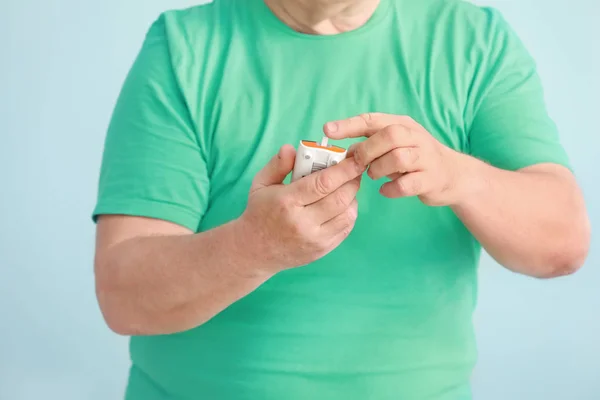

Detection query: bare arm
(94, 146), (363, 336)
(451, 159), (590, 278)
(94, 215), (271, 336)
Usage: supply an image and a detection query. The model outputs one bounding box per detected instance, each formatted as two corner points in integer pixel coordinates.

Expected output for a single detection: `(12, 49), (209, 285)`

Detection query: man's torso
(124, 0), (498, 398)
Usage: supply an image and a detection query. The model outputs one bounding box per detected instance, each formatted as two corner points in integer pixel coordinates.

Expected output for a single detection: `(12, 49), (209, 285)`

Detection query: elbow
(537, 220), (591, 279)
(100, 310), (139, 337)
(95, 267), (193, 336)
(531, 169), (592, 279)
(97, 295), (201, 336)
(103, 313), (139, 337)
(97, 295), (156, 336)
(108, 321), (146, 337)
(96, 284), (145, 336)
(95, 260), (148, 336)
(537, 248), (588, 279)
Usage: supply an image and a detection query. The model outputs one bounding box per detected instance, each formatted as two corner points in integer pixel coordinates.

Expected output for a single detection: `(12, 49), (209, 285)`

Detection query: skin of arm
(450, 159), (590, 278)
(324, 113), (591, 278)
(94, 216), (272, 336)
(94, 145), (364, 336)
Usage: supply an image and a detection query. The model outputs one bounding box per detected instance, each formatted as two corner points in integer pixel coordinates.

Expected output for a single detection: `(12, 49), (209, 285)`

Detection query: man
(92, 0), (591, 398)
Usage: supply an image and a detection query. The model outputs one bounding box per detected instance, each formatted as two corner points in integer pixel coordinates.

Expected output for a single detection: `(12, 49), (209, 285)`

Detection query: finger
(367, 147), (422, 180)
(324, 113), (422, 140)
(320, 198), (359, 236)
(387, 172), (403, 181)
(252, 145), (296, 189)
(353, 124), (420, 167)
(346, 143), (359, 158)
(306, 176), (361, 223)
(289, 157), (365, 205)
(379, 172), (429, 198)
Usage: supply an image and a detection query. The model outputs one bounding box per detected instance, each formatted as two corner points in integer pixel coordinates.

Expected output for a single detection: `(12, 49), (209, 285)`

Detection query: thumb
(252, 144), (296, 189)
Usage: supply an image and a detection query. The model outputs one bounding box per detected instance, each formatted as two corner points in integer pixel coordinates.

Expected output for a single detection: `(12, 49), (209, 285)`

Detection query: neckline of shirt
(255, 0), (392, 41)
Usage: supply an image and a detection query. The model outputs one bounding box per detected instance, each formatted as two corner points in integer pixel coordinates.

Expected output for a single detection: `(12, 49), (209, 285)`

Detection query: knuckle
(410, 147), (420, 164)
(367, 165), (378, 179)
(387, 125), (408, 147)
(290, 217), (310, 237)
(403, 126), (415, 141)
(341, 227), (353, 238)
(396, 179), (408, 195)
(296, 224), (314, 243)
(383, 126), (397, 143)
(359, 112), (374, 126)
(345, 200), (358, 222)
(353, 145), (363, 162)
(275, 193), (293, 211)
(346, 206), (358, 223)
(397, 178), (418, 195)
(399, 148), (418, 170)
(314, 173), (334, 195)
(351, 178), (362, 193)
(340, 217), (352, 230)
(410, 178), (422, 193)
(392, 148), (406, 170)
(334, 189), (352, 209)
(275, 196), (300, 225)
(342, 214), (356, 236)
(289, 220), (302, 235)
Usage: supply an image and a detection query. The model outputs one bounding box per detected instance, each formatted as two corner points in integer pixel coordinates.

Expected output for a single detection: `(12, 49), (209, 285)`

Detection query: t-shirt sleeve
(466, 8), (571, 172)
(92, 15), (209, 232)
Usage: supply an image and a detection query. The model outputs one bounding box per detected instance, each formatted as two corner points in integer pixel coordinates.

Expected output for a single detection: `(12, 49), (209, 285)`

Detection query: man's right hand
(238, 144), (365, 273)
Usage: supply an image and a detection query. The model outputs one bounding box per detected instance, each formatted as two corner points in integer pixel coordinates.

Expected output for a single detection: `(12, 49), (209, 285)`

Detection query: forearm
(451, 156), (590, 278)
(95, 219), (273, 335)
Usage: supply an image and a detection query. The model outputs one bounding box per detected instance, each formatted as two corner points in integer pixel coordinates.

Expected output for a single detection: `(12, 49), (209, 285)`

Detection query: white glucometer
(291, 137), (347, 182)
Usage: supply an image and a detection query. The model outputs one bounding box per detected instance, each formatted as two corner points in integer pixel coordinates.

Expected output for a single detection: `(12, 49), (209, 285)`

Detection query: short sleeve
(466, 8), (571, 172)
(92, 15), (209, 232)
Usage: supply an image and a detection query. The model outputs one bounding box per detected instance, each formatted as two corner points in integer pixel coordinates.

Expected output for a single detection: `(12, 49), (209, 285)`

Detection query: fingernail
(326, 122), (338, 133)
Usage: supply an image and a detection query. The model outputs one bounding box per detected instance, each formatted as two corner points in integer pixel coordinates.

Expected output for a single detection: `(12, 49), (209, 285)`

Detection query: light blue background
(1, 0), (598, 399)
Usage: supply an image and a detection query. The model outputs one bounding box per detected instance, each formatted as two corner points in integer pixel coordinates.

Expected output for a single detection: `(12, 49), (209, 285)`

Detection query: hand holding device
(237, 144), (364, 273)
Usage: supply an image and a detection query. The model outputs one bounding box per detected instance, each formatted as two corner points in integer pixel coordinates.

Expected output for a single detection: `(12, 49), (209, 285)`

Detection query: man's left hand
(324, 113), (473, 206)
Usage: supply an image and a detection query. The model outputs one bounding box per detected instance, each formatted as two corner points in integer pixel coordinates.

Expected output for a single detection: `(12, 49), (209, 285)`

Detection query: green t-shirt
(93, 0), (570, 398)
